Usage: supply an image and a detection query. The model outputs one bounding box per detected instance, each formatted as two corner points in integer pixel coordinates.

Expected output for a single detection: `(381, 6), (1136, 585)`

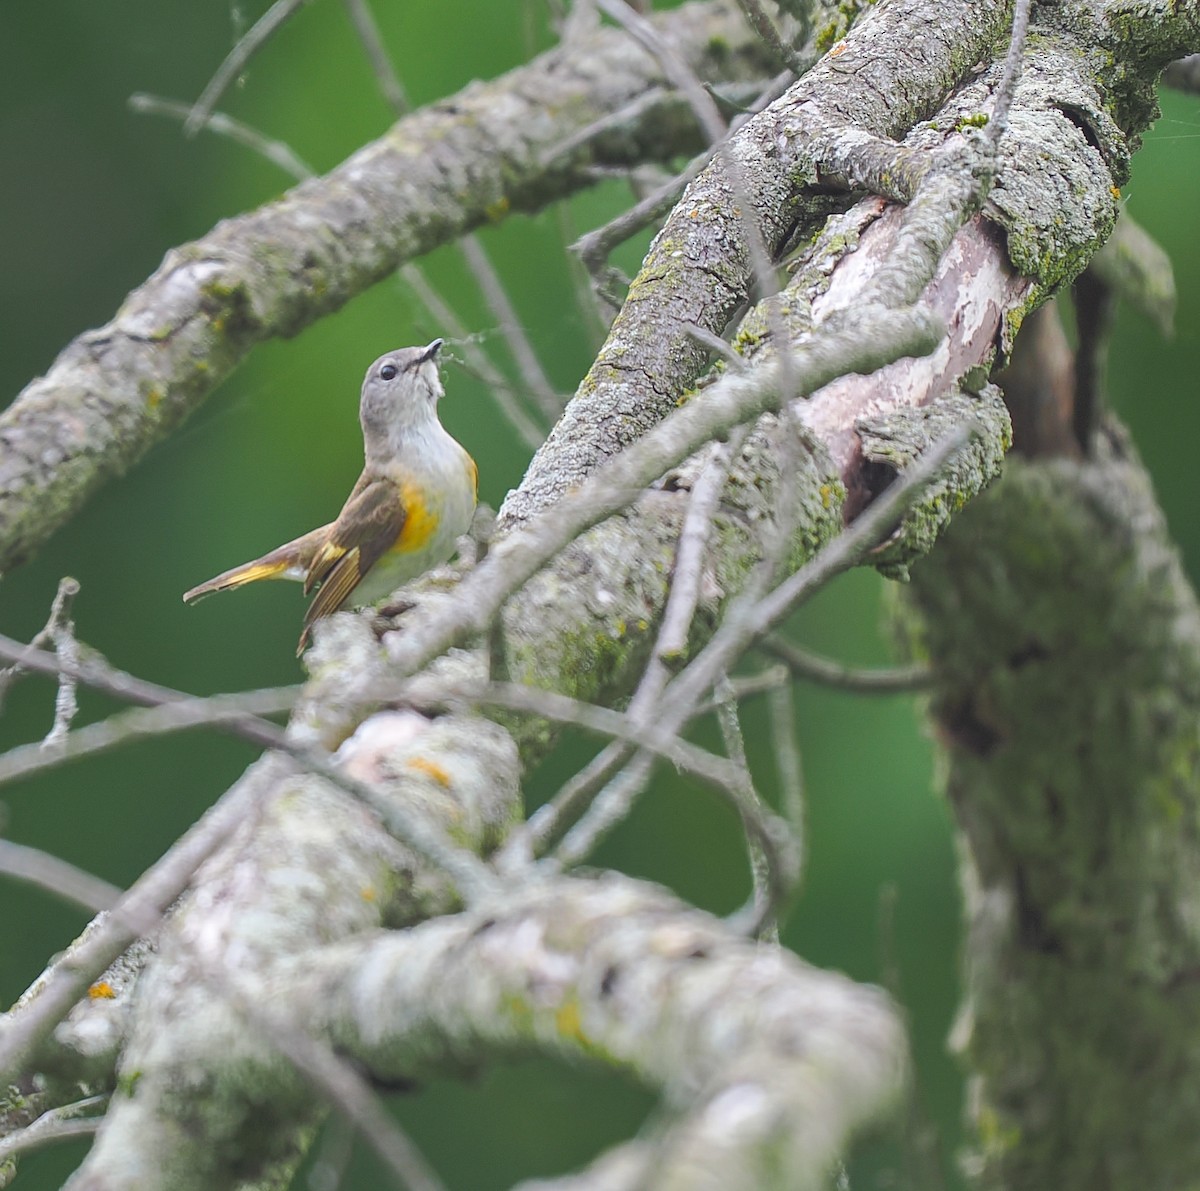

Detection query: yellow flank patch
(395, 480), (440, 553)
(88, 981), (116, 999)
(407, 756), (452, 787)
(555, 996), (585, 1041)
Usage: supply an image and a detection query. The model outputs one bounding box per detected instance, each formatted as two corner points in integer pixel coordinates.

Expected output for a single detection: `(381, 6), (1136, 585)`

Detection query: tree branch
(0, 0), (772, 573)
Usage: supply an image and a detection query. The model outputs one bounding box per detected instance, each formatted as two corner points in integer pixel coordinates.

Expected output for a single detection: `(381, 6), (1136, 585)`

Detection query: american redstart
(184, 340), (477, 654)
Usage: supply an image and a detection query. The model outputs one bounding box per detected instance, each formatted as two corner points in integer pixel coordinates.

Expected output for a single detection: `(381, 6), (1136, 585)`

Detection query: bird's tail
(182, 527), (330, 604)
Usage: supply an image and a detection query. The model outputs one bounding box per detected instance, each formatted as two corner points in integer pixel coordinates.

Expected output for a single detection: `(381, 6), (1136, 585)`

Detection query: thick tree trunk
(894, 427), (1200, 1190)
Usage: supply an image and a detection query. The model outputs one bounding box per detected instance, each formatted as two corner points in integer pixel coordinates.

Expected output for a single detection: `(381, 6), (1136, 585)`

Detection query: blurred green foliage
(0, 1), (1197, 1187)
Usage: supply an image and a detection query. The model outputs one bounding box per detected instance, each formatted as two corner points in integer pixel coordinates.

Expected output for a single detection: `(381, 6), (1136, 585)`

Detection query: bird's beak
(420, 338), (444, 363)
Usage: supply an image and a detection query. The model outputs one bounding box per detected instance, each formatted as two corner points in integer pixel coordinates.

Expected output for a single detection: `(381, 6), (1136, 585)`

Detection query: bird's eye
(380, 363), (398, 381)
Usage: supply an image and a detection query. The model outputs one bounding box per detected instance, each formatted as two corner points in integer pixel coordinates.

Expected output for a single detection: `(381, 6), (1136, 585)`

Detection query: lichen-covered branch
(3, 2), (1195, 1189)
(891, 427), (1200, 1190)
(0, 0), (773, 574)
(504, 0), (1015, 524)
(301, 877), (905, 1191)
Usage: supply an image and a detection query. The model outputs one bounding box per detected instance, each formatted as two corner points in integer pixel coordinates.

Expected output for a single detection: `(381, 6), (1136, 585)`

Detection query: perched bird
(183, 340), (477, 653)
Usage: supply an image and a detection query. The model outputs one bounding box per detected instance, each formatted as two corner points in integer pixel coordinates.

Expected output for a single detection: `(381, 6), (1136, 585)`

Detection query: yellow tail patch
(182, 558), (295, 604)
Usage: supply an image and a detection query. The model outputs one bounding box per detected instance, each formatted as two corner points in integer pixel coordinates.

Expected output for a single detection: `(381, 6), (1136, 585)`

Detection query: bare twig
(596, 0), (726, 144)
(681, 323), (745, 368)
(593, 0), (783, 329)
(541, 86), (671, 162)
(0, 633), (497, 901)
(569, 65), (794, 282)
(982, 0), (1033, 155)
(385, 305), (942, 682)
(130, 87), (548, 452)
(658, 432), (748, 664)
(573, 147), (711, 305)
(715, 677), (780, 939)
(734, 0), (806, 73)
(399, 268), (546, 449)
(692, 663), (790, 714)
(556, 425), (975, 865)
(429, 678), (785, 836)
(0, 685), (299, 791)
(457, 237), (564, 422)
(500, 426), (748, 864)
(343, 0), (564, 423)
(0, 839), (121, 914)
(128, 94), (315, 178)
(341, 0), (410, 113)
(0, 577), (80, 712)
(0, 1096), (107, 1165)
(767, 681), (804, 866)
(760, 634), (931, 693)
(183, 0), (313, 135)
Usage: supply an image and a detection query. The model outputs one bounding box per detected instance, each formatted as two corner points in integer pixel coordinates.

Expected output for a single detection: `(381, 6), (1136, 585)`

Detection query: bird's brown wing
(299, 478), (407, 650)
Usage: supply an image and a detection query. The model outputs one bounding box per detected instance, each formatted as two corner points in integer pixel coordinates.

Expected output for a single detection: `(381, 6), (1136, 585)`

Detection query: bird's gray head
(359, 339), (445, 461)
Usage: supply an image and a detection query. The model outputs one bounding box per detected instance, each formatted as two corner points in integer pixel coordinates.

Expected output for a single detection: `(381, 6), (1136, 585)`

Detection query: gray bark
(3, 1), (1199, 1189)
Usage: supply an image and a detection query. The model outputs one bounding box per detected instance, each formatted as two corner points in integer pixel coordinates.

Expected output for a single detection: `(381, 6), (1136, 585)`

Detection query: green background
(1, 2), (1197, 1187)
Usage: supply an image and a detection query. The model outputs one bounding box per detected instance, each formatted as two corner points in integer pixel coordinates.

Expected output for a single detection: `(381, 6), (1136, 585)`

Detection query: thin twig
(344, 0), (563, 424)
(540, 86), (671, 163)
(0, 633), (497, 901)
(457, 237), (564, 422)
(681, 323), (745, 368)
(0, 839), (121, 914)
(551, 411), (801, 878)
(595, 0), (726, 145)
(130, 88), (547, 452)
(734, 0), (807, 74)
(982, 0), (1033, 155)
(385, 306), (942, 682)
(592, 0), (799, 431)
(400, 267), (546, 448)
(714, 677), (779, 939)
(692, 664), (790, 715)
(556, 425), (975, 867)
(573, 147), (711, 296)
(0, 577), (80, 712)
(500, 428), (747, 864)
(0, 1096), (107, 1165)
(341, 0), (409, 113)
(760, 634), (931, 693)
(665, 426), (976, 713)
(767, 681), (804, 870)
(424, 679), (776, 823)
(183, 0), (313, 136)
(657, 431), (747, 664)
(0, 685), (299, 791)
(128, 94), (315, 178)
(434, 676), (796, 921)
